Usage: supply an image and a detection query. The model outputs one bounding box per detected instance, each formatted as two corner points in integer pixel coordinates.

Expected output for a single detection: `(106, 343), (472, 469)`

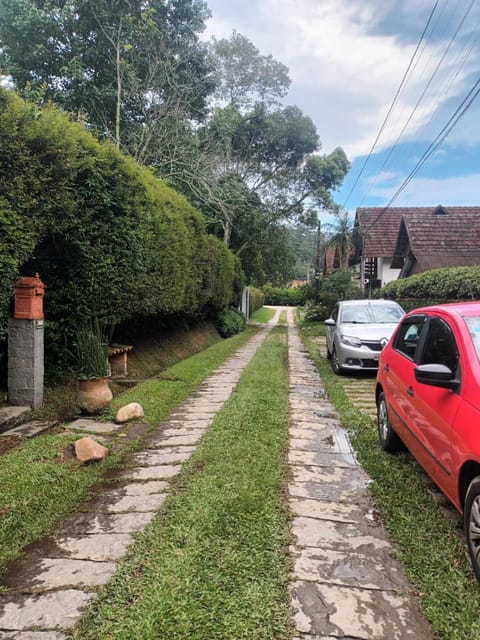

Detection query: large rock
(115, 402), (144, 424)
(75, 436), (109, 463)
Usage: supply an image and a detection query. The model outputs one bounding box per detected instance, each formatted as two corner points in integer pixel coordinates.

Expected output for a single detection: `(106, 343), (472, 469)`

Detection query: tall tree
(0, 0), (214, 157)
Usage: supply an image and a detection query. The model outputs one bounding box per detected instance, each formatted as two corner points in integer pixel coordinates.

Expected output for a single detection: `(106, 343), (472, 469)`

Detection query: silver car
(324, 299), (404, 374)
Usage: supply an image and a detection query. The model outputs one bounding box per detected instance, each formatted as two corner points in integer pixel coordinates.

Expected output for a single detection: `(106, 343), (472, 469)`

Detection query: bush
(304, 303), (329, 322)
(215, 309), (246, 338)
(263, 284), (309, 306)
(0, 88), (239, 376)
(249, 287), (265, 316)
(381, 266), (480, 302)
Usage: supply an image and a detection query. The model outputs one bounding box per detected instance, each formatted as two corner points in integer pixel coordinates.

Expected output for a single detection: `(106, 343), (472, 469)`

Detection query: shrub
(249, 287), (265, 316)
(214, 309), (246, 338)
(0, 88), (239, 376)
(263, 284), (309, 306)
(304, 303), (329, 322)
(381, 266), (480, 302)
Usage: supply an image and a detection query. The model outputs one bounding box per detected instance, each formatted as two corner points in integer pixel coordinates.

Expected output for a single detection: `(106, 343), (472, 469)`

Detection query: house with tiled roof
(391, 205), (480, 277)
(353, 205), (480, 291)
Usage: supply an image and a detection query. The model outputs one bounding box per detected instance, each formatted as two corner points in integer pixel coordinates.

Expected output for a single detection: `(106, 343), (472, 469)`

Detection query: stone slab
(5, 558), (115, 591)
(129, 450), (193, 465)
(290, 581), (431, 639)
(161, 427), (207, 438)
(44, 533), (133, 561)
(289, 450), (357, 468)
(98, 480), (169, 496)
(0, 420), (57, 439)
(61, 511), (155, 535)
(0, 589), (92, 631)
(0, 633), (67, 640)
(290, 465), (370, 489)
(289, 428), (353, 455)
(69, 419), (123, 434)
(292, 516), (390, 552)
(119, 464), (181, 481)
(292, 547), (410, 591)
(290, 497), (374, 524)
(0, 406), (30, 433)
(82, 492), (167, 513)
(153, 434), (202, 447)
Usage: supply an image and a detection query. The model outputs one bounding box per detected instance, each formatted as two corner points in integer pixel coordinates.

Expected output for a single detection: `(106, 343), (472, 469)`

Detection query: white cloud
(367, 173), (480, 207)
(205, 0), (480, 159)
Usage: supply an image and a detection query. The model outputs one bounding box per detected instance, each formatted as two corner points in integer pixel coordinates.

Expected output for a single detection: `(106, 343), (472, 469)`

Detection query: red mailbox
(14, 273), (46, 320)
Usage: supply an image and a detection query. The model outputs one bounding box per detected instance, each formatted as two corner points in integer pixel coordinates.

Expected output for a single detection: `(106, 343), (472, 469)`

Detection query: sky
(203, 0), (480, 217)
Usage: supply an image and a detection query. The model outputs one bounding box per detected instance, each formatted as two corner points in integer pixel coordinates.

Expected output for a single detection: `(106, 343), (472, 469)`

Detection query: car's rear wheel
(464, 475), (480, 583)
(377, 392), (402, 452)
(330, 346), (343, 375)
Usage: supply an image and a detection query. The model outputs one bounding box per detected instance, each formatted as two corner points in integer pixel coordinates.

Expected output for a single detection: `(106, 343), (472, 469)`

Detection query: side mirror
(414, 363), (460, 391)
(324, 318), (335, 326)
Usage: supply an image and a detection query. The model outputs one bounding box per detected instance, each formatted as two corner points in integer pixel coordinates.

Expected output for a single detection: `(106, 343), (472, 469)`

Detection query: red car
(375, 301), (480, 581)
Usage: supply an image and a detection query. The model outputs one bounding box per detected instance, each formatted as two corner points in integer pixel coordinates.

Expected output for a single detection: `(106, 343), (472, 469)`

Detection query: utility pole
(314, 219), (321, 303)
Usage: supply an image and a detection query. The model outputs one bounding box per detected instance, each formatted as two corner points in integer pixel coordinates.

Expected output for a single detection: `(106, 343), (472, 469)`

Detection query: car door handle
(407, 386), (414, 397)
(383, 364), (390, 372)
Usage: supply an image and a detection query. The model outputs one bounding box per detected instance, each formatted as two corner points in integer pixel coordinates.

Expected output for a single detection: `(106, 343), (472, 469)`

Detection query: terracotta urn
(77, 378), (113, 415)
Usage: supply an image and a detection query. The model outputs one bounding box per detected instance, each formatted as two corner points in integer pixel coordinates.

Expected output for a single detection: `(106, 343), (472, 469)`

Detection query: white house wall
(378, 257), (401, 285)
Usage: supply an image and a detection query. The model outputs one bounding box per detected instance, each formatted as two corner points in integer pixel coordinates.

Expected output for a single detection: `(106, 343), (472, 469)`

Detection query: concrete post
(8, 273), (45, 409)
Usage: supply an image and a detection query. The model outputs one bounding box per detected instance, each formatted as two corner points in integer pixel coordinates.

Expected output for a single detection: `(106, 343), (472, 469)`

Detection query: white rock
(115, 402), (144, 424)
(75, 436), (109, 463)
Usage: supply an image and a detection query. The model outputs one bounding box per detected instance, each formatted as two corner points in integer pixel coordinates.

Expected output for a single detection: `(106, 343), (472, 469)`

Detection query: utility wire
(340, 0), (440, 211)
(356, 0), (476, 209)
(361, 72), (480, 234)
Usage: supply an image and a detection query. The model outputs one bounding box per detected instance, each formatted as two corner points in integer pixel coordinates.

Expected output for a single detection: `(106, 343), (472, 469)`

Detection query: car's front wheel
(464, 475), (480, 583)
(377, 392), (403, 452)
(330, 346), (343, 375)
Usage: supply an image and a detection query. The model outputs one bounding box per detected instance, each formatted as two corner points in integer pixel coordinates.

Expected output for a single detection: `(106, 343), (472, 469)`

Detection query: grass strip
(73, 328), (293, 640)
(0, 328), (256, 574)
(250, 307), (277, 323)
(300, 322), (480, 640)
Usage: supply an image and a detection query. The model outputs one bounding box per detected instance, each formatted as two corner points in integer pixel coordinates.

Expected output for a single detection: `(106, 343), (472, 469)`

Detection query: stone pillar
(8, 273), (45, 409)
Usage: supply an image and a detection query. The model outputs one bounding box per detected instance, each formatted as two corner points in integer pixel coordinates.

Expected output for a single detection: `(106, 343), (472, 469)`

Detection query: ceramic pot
(77, 377), (113, 414)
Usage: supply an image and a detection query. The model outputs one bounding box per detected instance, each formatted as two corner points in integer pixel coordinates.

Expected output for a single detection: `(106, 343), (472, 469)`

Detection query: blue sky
(204, 0), (480, 216)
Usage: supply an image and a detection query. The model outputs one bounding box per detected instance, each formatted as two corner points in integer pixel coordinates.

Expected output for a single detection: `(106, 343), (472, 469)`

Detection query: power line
(356, 0), (476, 209)
(340, 0), (441, 211)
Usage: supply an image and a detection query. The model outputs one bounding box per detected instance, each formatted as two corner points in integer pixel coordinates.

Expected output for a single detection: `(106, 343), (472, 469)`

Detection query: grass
(249, 307), (276, 323)
(299, 320), (480, 640)
(278, 310), (288, 324)
(72, 328), (293, 640)
(0, 327), (257, 575)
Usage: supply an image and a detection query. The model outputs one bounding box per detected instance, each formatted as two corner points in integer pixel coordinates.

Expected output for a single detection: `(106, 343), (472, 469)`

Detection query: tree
(210, 30), (290, 109)
(325, 211), (354, 269)
(0, 0), (214, 159)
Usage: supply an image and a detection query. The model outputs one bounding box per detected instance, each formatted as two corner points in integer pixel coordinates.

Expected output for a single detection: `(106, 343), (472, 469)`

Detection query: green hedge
(249, 287), (265, 316)
(381, 266), (480, 304)
(263, 284), (309, 306)
(0, 89), (238, 356)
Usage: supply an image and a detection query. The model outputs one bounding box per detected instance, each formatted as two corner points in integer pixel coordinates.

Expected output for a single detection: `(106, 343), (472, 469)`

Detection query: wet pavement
(0, 308), (434, 639)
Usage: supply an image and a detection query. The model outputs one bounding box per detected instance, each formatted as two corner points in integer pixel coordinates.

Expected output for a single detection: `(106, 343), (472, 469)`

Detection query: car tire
(464, 475), (480, 583)
(377, 392), (403, 452)
(330, 346), (344, 375)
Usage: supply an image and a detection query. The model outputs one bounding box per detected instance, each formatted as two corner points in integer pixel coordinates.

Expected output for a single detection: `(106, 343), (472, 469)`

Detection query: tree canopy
(0, 7), (350, 286)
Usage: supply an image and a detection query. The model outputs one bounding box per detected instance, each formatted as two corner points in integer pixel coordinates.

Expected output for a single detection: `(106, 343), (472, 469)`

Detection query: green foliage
(248, 287), (265, 316)
(381, 266), (480, 302)
(304, 303), (329, 322)
(263, 284), (309, 306)
(73, 321), (109, 380)
(214, 308), (246, 338)
(0, 88), (237, 370)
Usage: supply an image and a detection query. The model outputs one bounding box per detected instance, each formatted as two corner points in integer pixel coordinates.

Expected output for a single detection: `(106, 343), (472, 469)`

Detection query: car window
(464, 316), (480, 362)
(393, 316), (426, 360)
(332, 305), (338, 323)
(370, 304), (404, 323)
(420, 317), (459, 371)
(341, 305), (370, 323)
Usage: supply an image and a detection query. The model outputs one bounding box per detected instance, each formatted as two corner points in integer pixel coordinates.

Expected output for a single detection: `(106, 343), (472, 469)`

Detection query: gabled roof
(391, 208), (480, 271)
(355, 206), (480, 258)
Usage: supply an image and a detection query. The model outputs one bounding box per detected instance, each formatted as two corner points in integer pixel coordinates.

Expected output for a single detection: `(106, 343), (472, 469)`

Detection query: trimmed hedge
(263, 284), (309, 306)
(249, 287), (265, 316)
(381, 266), (480, 304)
(214, 308), (246, 338)
(0, 89), (238, 358)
